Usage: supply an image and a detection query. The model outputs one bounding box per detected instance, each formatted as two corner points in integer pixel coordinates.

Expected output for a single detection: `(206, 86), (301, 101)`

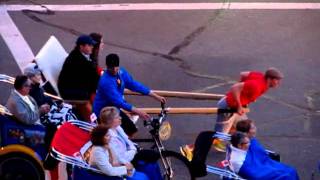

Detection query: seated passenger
(187, 119), (291, 178)
(99, 106), (161, 180)
(6, 75), (50, 125)
(89, 125), (148, 180)
(230, 132), (299, 180)
(24, 63), (53, 107)
(229, 132), (251, 173)
(235, 119), (256, 139)
(23, 63), (76, 126)
(99, 107), (137, 164)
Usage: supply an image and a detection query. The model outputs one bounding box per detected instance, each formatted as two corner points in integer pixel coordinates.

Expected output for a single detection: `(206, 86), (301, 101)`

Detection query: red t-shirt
(226, 72), (267, 108)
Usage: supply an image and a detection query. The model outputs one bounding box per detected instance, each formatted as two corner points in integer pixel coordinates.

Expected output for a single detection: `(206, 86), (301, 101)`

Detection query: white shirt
(229, 145), (248, 173)
(108, 126), (137, 164)
(81, 52), (91, 61)
(89, 146), (127, 176)
(14, 90), (36, 111)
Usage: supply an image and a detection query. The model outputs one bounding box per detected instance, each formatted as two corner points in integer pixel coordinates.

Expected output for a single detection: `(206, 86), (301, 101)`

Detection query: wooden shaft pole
(136, 107), (250, 114)
(44, 92), (63, 101)
(125, 89), (224, 100)
(137, 107), (219, 114)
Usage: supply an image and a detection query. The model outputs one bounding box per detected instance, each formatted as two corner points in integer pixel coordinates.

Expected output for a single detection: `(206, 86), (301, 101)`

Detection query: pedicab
(0, 74), (76, 180)
(49, 103), (194, 180)
(0, 74), (46, 180)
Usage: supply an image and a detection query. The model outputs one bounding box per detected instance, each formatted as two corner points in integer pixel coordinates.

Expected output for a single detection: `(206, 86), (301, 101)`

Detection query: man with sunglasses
(93, 53), (166, 137)
(6, 75), (50, 125)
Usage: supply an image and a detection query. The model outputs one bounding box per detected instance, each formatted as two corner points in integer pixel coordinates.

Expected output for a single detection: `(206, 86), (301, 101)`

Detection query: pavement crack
(19, 1), (318, 117)
(262, 95), (311, 113)
(168, 1), (229, 55)
(168, 25), (207, 55)
(19, 2), (233, 84)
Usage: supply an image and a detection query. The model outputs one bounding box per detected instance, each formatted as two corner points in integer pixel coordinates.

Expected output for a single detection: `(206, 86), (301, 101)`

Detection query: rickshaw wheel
(0, 152), (45, 180)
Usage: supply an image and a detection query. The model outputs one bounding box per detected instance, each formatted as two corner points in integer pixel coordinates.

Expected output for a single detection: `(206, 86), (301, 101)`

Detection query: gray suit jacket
(6, 90), (40, 125)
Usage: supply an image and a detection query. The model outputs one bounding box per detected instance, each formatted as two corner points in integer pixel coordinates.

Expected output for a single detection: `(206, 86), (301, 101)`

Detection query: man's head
(231, 131), (250, 150)
(14, 75), (32, 96)
(264, 67), (283, 88)
(24, 63), (42, 84)
(105, 53), (120, 76)
(236, 119), (257, 138)
(76, 35), (96, 55)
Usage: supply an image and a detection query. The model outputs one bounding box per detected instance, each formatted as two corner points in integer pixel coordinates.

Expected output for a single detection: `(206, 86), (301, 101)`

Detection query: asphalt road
(1, 1), (320, 179)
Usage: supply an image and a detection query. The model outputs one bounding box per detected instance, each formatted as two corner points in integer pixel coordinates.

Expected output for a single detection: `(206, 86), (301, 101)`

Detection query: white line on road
(0, 6), (34, 72)
(4, 3), (320, 11)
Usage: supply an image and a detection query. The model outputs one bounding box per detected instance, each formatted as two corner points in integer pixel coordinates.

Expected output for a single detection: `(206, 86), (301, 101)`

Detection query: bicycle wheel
(157, 150), (194, 180)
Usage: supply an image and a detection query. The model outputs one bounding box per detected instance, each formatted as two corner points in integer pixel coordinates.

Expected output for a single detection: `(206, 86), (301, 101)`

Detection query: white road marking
(0, 6), (34, 72)
(4, 3), (320, 11)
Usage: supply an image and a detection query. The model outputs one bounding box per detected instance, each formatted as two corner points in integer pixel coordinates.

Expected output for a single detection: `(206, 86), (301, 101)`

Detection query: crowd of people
(2, 33), (300, 179)
(4, 33), (166, 179)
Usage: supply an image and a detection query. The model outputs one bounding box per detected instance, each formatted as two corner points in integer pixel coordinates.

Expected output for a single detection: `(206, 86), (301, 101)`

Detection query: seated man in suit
(6, 75), (50, 125)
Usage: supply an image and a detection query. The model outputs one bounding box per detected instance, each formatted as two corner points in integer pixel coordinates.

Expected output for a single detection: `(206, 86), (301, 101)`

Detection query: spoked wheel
(158, 150), (194, 180)
(0, 152), (45, 180)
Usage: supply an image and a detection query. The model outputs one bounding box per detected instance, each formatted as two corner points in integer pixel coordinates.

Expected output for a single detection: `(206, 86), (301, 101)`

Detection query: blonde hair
(99, 106), (120, 128)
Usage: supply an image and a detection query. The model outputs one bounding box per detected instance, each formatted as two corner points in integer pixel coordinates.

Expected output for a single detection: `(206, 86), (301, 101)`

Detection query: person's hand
(155, 94), (167, 104)
(136, 110), (150, 120)
(237, 106), (245, 115)
(132, 107), (150, 120)
(124, 163), (134, 176)
(150, 91), (167, 104)
(39, 104), (50, 114)
(124, 163), (133, 170)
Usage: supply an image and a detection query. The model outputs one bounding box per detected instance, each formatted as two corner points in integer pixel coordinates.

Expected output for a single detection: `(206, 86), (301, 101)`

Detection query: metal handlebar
(143, 102), (167, 128)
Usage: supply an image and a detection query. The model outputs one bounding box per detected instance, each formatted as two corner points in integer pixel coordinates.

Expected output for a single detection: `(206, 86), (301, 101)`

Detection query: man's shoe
(212, 139), (226, 152)
(180, 145), (193, 161)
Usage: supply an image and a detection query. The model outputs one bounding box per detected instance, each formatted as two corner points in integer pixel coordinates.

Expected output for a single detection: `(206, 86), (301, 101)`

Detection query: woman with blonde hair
(100, 106), (161, 180)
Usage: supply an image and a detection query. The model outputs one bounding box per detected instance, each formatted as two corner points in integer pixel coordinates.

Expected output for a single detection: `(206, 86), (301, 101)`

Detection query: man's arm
(121, 68), (150, 95)
(149, 91), (166, 104)
(229, 82), (245, 115)
(122, 69), (166, 104)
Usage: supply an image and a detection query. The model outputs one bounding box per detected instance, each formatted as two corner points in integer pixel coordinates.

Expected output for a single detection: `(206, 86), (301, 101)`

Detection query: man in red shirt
(215, 68), (283, 134)
(180, 68), (283, 160)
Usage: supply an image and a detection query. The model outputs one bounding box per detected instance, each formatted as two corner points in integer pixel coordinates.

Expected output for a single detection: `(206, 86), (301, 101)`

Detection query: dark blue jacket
(58, 49), (100, 100)
(93, 67), (150, 116)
